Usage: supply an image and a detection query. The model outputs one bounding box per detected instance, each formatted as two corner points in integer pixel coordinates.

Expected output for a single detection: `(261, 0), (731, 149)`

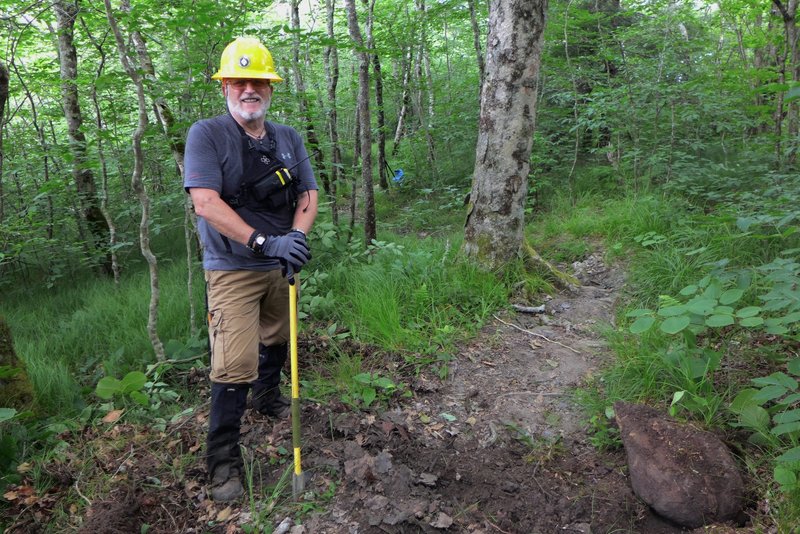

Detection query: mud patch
(78, 495), (141, 534)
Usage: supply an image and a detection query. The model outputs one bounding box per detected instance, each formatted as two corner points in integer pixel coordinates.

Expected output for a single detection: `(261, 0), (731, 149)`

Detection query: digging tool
(288, 272), (306, 497)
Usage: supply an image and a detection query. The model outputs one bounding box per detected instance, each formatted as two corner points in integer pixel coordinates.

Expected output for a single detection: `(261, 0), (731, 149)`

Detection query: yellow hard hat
(212, 37), (284, 82)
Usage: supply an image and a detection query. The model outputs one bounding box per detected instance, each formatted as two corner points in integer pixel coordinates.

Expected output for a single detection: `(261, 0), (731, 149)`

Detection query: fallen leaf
(466, 417), (477, 426)
(102, 409), (124, 424)
(216, 505), (232, 521)
(16, 462), (32, 474)
(430, 512), (453, 529)
(3, 491), (18, 501)
(419, 414), (431, 424)
(418, 473), (438, 486)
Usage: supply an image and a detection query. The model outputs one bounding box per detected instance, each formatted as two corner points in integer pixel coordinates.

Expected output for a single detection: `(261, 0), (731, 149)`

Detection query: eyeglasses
(228, 79), (271, 90)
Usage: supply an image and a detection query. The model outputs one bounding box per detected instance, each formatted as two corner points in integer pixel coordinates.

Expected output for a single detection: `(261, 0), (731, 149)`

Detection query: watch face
(256, 235), (266, 246)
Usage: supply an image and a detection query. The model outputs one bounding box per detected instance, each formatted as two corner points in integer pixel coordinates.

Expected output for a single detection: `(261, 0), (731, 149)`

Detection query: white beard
(227, 93), (270, 123)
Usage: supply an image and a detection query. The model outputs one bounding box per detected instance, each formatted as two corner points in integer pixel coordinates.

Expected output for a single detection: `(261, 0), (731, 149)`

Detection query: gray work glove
(248, 231), (311, 276)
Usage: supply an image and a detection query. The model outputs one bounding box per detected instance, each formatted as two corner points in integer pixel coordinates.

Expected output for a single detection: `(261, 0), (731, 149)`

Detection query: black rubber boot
(252, 343), (290, 419)
(206, 382), (249, 502)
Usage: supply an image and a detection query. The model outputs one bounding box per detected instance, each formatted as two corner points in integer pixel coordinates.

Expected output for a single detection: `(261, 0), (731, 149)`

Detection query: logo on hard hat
(239, 56), (250, 68)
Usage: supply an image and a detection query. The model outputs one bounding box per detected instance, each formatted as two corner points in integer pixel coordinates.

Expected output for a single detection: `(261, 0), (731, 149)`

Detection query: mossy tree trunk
(463, 0), (548, 270)
(0, 318), (34, 411)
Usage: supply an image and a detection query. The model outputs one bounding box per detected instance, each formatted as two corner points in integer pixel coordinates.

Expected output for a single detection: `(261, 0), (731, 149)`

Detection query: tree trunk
(54, 1), (111, 272)
(291, 0), (329, 195)
(324, 0), (342, 226)
(468, 0), (486, 91)
(463, 0), (548, 269)
(0, 61), (7, 223)
(773, 0), (799, 165)
(415, 0), (436, 170)
(345, 0), (377, 243)
(103, 0), (166, 361)
(363, 0), (388, 189)
(392, 46), (413, 157)
(81, 19), (121, 285)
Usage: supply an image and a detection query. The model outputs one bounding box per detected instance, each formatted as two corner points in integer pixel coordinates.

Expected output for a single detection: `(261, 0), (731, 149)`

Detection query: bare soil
(1, 253), (757, 533)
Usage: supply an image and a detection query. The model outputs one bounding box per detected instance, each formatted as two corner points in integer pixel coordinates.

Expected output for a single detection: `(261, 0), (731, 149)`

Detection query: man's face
(224, 78), (273, 123)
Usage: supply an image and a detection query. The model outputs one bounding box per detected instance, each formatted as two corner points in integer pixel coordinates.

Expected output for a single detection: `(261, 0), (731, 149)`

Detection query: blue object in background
(393, 168), (405, 183)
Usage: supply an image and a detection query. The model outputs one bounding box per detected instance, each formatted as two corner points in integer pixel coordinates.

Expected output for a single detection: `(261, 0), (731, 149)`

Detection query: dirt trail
(288, 253), (687, 533)
(3, 254), (695, 534)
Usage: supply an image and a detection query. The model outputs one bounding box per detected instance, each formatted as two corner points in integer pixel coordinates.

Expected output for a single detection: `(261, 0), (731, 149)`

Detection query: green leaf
(96, 377), (122, 399)
(788, 359), (800, 376)
(685, 298), (716, 316)
(772, 421), (800, 436)
(777, 446), (800, 463)
(121, 371), (147, 394)
(0, 408), (17, 423)
(774, 409), (800, 425)
(658, 305), (687, 317)
(630, 316), (656, 334)
(739, 317), (764, 327)
(353, 373), (372, 385)
(719, 288), (744, 305)
(752, 385), (788, 403)
(679, 284), (699, 296)
(130, 391), (149, 407)
(625, 308), (653, 318)
(713, 306), (735, 315)
(774, 466), (797, 487)
(739, 405), (770, 430)
(373, 377), (395, 389)
(752, 372), (798, 390)
(361, 387), (376, 407)
(706, 314), (734, 327)
(730, 389), (760, 413)
(660, 315), (691, 334)
(766, 324), (790, 335)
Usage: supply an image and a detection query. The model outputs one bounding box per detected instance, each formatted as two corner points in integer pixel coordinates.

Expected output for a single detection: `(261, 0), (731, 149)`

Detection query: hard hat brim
(212, 70), (284, 83)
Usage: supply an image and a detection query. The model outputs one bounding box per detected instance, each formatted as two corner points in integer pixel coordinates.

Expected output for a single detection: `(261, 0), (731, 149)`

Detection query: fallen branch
(492, 314), (581, 354)
(511, 303), (546, 314)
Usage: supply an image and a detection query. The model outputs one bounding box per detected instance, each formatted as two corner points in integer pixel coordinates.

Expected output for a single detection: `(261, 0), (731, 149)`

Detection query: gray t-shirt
(184, 113), (318, 271)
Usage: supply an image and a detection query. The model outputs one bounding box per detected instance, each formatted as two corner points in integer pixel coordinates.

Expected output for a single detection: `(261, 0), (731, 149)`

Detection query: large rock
(614, 401), (744, 528)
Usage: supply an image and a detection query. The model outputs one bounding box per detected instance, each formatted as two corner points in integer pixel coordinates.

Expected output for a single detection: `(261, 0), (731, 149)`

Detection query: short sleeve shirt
(184, 114), (318, 271)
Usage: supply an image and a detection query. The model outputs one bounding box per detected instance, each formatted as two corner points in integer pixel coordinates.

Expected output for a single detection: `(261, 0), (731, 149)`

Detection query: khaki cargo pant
(205, 269), (290, 384)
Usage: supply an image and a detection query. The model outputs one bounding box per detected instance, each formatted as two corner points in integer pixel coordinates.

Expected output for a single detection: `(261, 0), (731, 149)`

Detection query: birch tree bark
(463, 0), (548, 269)
(392, 46), (413, 157)
(54, 1), (110, 272)
(103, 0), (166, 361)
(345, 0), (377, 243)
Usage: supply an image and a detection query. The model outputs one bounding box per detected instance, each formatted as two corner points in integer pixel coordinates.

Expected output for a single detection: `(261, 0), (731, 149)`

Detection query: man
(184, 36), (319, 502)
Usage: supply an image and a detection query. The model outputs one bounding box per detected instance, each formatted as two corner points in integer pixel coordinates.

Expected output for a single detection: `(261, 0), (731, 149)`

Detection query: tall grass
(322, 232), (507, 353)
(5, 260), (206, 413)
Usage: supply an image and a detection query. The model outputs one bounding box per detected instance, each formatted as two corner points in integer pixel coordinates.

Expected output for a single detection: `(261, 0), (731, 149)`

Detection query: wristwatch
(248, 231), (267, 252)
